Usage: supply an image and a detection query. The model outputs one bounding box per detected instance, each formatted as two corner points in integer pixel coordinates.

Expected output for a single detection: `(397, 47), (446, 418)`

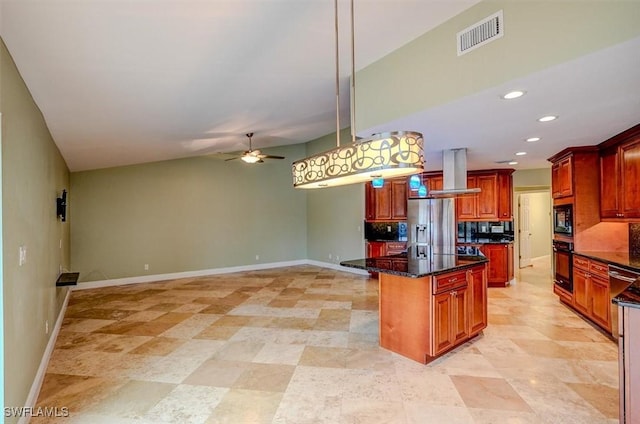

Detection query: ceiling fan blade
(224, 156), (240, 161)
(259, 155), (286, 160)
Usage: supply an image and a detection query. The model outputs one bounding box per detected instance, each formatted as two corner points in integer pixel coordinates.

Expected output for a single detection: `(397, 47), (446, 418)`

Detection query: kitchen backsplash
(631, 223), (640, 255)
(458, 221), (514, 242)
(364, 221), (407, 241)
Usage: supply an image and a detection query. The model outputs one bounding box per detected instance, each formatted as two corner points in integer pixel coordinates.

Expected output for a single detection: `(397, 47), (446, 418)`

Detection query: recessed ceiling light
(515, 151), (527, 156)
(526, 137), (540, 142)
(538, 115), (558, 122)
(508, 161), (518, 165)
(501, 90), (526, 100)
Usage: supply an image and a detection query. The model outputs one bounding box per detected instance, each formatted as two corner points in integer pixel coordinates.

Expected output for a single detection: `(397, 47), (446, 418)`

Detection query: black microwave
(553, 204), (573, 236)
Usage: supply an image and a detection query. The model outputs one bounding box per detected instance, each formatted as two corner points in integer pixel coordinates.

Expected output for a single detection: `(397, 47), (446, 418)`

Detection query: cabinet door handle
(449, 277), (458, 283)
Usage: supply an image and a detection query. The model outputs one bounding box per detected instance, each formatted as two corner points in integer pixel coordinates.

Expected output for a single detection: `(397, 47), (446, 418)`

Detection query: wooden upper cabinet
(476, 174), (499, 218)
(620, 138), (640, 219)
(599, 126), (640, 220)
(600, 146), (620, 218)
(497, 170), (514, 220)
(456, 171), (512, 221)
(456, 176), (477, 220)
(365, 177), (407, 222)
(374, 182), (392, 220)
(391, 179), (407, 219)
(551, 155), (573, 198)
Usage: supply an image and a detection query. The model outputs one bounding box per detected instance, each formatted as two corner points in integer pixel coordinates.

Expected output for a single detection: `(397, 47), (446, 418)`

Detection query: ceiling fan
(225, 133), (285, 163)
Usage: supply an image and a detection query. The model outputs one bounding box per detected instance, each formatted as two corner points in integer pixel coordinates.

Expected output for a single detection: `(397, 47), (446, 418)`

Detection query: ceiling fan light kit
(291, 0), (423, 189)
(225, 133), (285, 163)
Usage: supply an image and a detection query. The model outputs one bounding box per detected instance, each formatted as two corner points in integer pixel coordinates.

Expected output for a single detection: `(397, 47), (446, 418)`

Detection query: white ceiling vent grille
(457, 10), (503, 56)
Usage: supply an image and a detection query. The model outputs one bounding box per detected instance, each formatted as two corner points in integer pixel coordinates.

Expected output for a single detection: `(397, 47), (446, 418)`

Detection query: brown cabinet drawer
(434, 271), (467, 294)
(589, 260), (609, 278)
(573, 255), (589, 270)
(386, 242), (407, 254)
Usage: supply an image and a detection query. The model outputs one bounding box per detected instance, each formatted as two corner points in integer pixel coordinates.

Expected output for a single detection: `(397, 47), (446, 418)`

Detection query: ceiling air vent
(457, 10), (503, 56)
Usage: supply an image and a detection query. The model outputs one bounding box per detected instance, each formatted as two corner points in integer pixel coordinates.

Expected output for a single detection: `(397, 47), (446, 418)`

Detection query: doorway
(517, 191), (552, 269)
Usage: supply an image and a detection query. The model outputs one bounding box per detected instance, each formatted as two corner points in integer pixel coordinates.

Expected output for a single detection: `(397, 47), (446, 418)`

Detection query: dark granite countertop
(576, 251), (640, 309)
(458, 239), (514, 245)
(340, 246), (488, 278)
(365, 239), (408, 243)
(613, 280), (640, 309)
(573, 251), (640, 273)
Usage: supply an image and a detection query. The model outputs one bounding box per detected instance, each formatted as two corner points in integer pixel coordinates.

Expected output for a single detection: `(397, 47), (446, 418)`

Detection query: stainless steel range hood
(428, 148), (481, 197)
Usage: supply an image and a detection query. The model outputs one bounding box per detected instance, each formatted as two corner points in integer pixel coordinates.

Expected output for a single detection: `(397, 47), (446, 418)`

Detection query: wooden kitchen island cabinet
(377, 262), (488, 363)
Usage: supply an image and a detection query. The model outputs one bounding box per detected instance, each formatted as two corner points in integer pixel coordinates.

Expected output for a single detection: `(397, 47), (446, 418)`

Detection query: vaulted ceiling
(2, 0), (639, 172)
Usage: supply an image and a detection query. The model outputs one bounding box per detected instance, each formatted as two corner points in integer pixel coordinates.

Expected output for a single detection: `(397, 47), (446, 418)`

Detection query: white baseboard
(305, 260), (371, 276)
(19, 288), (72, 424)
(72, 259), (370, 291)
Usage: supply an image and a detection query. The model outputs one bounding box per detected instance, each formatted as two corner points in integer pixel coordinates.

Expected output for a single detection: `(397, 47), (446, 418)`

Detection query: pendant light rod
(334, 0), (341, 148)
(350, 0), (356, 144)
(291, 0), (424, 189)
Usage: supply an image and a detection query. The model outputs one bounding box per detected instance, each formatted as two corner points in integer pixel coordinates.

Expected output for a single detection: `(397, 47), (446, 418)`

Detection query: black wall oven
(553, 240), (573, 293)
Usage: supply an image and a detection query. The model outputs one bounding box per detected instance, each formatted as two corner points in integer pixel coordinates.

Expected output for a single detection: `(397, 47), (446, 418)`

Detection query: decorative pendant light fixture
(408, 174), (421, 190)
(371, 177), (384, 188)
(292, 0), (424, 189)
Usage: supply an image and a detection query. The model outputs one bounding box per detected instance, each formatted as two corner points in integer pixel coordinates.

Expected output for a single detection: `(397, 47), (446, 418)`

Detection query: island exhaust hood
(428, 148), (481, 197)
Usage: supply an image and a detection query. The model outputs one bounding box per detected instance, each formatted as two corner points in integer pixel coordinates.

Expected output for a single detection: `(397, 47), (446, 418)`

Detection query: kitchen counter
(340, 246), (487, 278)
(574, 251), (640, 309)
(614, 280), (640, 309)
(342, 246), (488, 364)
(574, 251), (640, 272)
(458, 239), (514, 245)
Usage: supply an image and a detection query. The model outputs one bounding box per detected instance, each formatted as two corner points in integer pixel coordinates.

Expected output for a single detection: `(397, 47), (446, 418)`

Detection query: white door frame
(513, 188), (552, 272)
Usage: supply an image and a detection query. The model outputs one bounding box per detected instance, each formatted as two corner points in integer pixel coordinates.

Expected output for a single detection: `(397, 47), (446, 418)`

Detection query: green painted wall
(305, 128), (365, 263)
(70, 144), (307, 282)
(1, 39), (70, 422)
(356, 1), (640, 131)
(513, 168), (551, 188)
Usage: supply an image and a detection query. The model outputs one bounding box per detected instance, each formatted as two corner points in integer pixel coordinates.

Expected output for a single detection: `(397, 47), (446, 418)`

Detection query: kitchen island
(341, 246), (488, 364)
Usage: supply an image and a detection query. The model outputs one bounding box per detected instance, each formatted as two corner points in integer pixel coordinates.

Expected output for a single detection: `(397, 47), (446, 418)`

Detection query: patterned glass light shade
(418, 184), (427, 198)
(409, 174), (421, 190)
(292, 131), (424, 189)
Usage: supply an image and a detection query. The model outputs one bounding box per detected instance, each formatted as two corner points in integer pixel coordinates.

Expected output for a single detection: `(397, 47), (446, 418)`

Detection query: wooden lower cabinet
(590, 275), (611, 330)
(468, 265), (488, 335)
(571, 255), (611, 333)
(433, 287), (469, 356)
(478, 243), (513, 287)
(378, 263), (487, 363)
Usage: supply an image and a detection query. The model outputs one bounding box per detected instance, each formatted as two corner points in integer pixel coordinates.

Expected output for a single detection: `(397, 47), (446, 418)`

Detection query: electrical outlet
(387, 226), (392, 232)
(45, 320), (49, 334)
(255, 255), (260, 261)
(19, 246), (27, 266)
(144, 264), (149, 271)
(329, 253), (332, 260)
(59, 239), (62, 249)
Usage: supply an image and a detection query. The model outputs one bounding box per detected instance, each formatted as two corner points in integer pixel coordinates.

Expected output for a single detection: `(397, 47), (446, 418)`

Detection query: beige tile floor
(33, 263), (619, 423)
